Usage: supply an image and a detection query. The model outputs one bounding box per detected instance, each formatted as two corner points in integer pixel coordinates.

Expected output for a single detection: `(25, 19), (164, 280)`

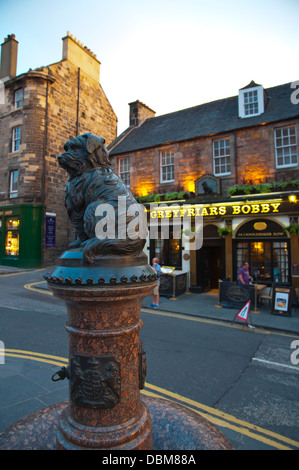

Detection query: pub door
(196, 240), (225, 291)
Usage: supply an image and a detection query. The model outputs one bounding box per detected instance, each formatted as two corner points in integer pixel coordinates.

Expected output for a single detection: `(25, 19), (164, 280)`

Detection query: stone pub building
(109, 82), (299, 292)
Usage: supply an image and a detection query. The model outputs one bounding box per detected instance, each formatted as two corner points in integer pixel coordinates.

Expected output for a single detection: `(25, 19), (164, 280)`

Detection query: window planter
(228, 180), (299, 196)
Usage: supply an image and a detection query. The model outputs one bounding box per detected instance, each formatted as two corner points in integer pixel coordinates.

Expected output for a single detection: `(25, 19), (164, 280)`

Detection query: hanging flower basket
(217, 227), (232, 237)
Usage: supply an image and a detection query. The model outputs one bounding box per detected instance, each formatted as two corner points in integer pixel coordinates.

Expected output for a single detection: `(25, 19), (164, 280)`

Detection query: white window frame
(213, 138), (231, 176)
(14, 89), (23, 109)
(275, 126), (298, 169)
(9, 169), (18, 198)
(119, 157), (130, 187)
(160, 148), (174, 183)
(12, 126), (21, 152)
(238, 85), (264, 118)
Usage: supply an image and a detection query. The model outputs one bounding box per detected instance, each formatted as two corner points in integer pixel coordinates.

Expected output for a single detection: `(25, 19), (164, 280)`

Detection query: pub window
(9, 170), (18, 198)
(12, 126), (21, 152)
(160, 148), (174, 183)
(119, 157), (130, 187)
(150, 228), (182, 269)
(235, 240), (290, 285)
(5, 217), (20, 257)
(275, 126), (298, 168)
(213, 139), (231, 176)
(273, 242), (289, 284)
(14, 89), (23, 109)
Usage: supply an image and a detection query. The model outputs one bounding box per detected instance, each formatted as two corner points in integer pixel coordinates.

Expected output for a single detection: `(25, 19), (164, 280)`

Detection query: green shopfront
(0, 204), (43, 268)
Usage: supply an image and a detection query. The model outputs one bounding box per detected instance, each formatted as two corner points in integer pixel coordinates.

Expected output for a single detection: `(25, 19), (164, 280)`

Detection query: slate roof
(109, 82), (299, 156)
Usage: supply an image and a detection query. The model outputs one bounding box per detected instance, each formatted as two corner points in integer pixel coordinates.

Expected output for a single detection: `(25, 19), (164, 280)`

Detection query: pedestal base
(0, 397), (233, 450)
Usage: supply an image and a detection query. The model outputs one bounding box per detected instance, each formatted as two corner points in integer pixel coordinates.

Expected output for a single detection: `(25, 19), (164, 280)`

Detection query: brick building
(109, 82), (299, 293)
(0, 33), (117, 267)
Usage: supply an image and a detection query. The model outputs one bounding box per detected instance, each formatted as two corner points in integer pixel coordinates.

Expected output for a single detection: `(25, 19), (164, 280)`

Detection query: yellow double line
(1, 349), (299, 450)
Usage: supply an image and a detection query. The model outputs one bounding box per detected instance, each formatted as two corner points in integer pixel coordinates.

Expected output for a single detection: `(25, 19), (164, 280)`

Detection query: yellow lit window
(5, 231), (19, 257)
(6, 217), (20, 230)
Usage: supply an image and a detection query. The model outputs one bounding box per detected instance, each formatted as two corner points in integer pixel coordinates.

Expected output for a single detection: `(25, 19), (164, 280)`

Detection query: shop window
(160, 148), (174, 183)
(119, 157), (130, 187)
(275, 126), (298, 168)
(5, 217), (20, 257)
(9, 170), (18, 198)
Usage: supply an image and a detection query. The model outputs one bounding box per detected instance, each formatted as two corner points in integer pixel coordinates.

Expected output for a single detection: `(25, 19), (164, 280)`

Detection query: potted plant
(283, 224), (299, 236)
(217, 227), (232, 237)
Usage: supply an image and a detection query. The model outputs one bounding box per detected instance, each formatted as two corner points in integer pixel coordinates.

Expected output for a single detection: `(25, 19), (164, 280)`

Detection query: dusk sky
(1, 0), (298, 134)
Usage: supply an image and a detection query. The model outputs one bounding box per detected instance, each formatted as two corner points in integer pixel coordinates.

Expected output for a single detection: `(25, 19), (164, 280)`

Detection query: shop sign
(45, 213), (56, 247)
(219, 280), (256, 309)
(0, 210), (13, 216)
(150, 202), (282, 219)
(235, 219), (287, 238)
(271, 286), (292, 316)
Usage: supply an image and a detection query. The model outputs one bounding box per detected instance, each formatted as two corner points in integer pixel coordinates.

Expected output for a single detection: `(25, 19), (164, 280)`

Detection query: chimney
(62, 32), (100, 82)
(129, 100), (155, 127)
(0, 34), (18, 79)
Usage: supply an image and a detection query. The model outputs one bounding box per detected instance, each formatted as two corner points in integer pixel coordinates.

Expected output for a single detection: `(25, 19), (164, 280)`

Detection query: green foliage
(136, 191), (189, 203)
(227, 180), (299, 196)
(283, 224), (299, 236)
(217, 227), (232, 237)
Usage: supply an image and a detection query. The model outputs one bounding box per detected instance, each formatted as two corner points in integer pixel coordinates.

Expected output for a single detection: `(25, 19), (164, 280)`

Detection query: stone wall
(111, 120), (299, 198)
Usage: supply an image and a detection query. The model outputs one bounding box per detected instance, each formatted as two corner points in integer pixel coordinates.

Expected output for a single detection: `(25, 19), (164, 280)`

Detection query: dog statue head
(58, 133), (111, 178)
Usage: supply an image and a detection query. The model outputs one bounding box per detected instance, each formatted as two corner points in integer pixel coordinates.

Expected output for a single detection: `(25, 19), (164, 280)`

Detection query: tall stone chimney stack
(129, 100), (155, 127)
(0, 34), (18, 79)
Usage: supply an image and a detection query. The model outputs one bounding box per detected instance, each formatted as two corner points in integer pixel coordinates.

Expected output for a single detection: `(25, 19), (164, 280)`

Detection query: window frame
(160, 147), (175, 183)
(274, 125), (298, 169)
(243, 89), (259, 116)
(238, 85), (264, 118)
(118, 156), (130, 187)
(9, 169), (19, 198)
(14, 88), (23, 109)
(213, 138), (231, 176)
(12, 126), (21, 152)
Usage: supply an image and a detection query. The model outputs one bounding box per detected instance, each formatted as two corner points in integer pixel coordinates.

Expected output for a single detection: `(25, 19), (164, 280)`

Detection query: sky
(0, 0), (298, 135)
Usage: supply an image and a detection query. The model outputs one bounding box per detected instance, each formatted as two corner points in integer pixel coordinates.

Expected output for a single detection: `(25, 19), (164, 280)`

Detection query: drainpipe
(41, 78), (49, 206)
(76, 67), (80, 136)
(41, 77), (49, 265)
(234, 130), (238, 185)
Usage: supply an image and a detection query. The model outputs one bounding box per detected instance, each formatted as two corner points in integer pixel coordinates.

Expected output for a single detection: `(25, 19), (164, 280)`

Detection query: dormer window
(238, 81), (266, 118)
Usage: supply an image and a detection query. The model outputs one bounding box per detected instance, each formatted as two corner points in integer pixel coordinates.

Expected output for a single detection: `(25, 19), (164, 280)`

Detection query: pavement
(0, 263), (299, 450)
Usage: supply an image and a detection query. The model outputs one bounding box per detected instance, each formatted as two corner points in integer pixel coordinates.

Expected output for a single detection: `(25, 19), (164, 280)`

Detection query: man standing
(150, 257), (161, 309)
(238, 261), (252, 285)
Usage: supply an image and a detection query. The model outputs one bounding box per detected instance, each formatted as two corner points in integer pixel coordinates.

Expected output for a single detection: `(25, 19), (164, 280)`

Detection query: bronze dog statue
(58, 133), (146, 263)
